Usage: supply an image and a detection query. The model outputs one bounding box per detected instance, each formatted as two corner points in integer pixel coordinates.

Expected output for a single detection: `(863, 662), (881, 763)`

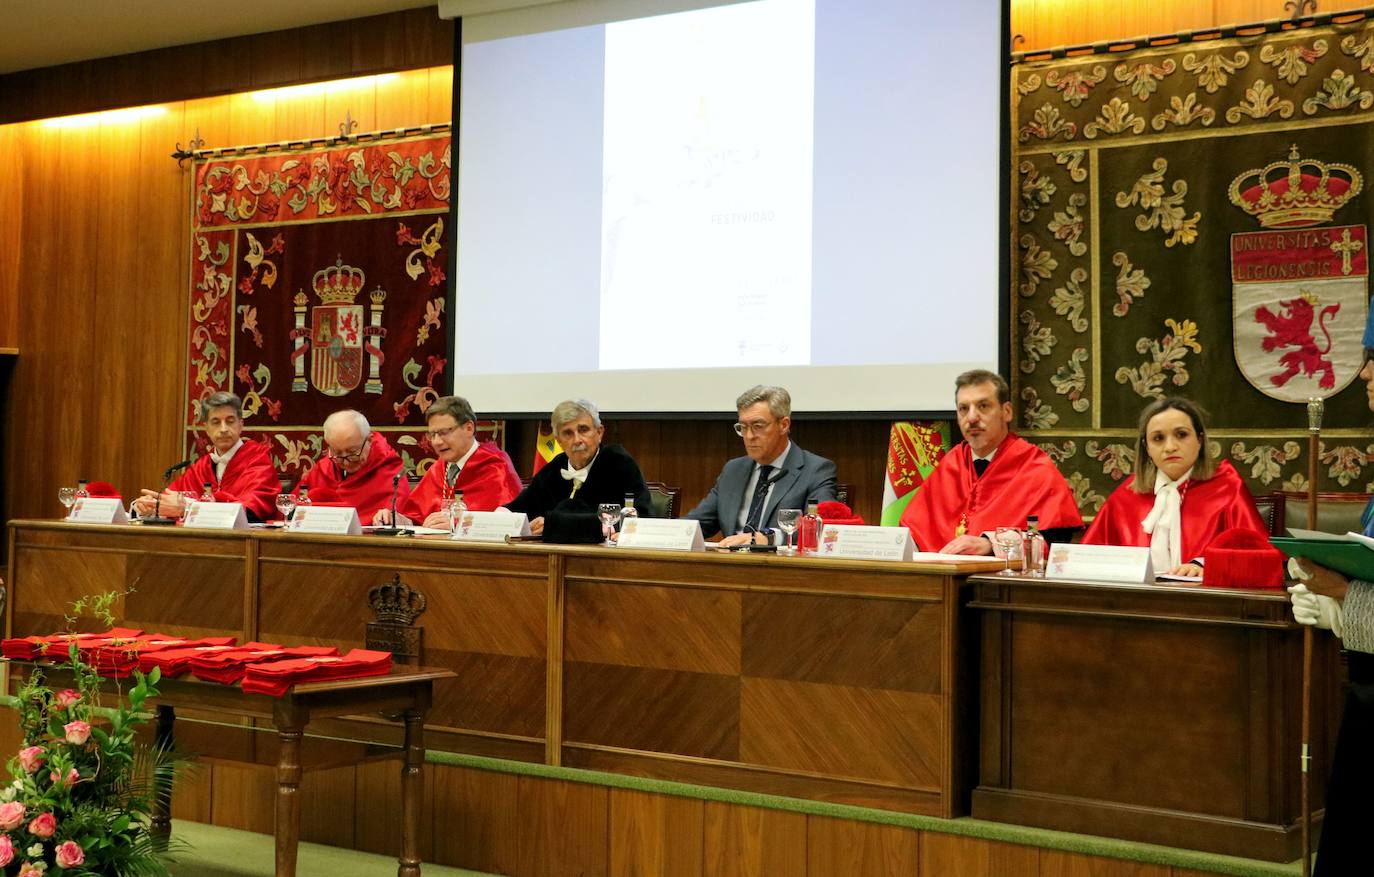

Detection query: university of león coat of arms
(1230, 147), (1366, 403)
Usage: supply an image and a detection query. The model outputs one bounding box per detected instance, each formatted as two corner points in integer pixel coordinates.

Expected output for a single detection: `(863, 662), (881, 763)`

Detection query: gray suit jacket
(685, 444), (838, 538)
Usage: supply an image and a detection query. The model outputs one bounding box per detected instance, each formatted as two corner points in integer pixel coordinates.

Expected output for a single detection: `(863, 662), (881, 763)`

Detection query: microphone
(141, 459), (194, 526)
(372, 473), (408, 536)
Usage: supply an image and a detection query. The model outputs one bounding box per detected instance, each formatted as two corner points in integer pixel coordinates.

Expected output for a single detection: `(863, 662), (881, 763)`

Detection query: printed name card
(818, 525), (914, 562)
(182, 502), (249, 531)
(451, 510), (531, 542)
(1045, 543), (1154, 583)
(66, 498), (129, 525)
(292, 506), (363, 536)
(617, 519), (705, 552)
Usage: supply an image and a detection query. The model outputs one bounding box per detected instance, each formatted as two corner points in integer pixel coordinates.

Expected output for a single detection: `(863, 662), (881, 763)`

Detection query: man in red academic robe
(296, 410), (411, 522)
(376, 395), (522, 528)
(901, 370), (1082, 553)
(133, 391), (281, 522)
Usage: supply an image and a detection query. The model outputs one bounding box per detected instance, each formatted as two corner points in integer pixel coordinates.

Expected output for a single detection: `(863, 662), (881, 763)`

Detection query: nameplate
(292, 506), (363, 536)
(1045, 543), (1154, 583)
(182, 502), (249, 530)
(617, 519), (704, 552)
(818, 525), (914, 561)
(66, 498), (129, 525)
(451, 510), (530, 542)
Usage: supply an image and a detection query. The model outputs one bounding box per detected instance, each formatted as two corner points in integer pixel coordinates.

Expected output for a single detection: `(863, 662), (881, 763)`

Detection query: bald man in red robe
(296, 410), (412, 522)
(901, 370), (1082, 553)
(134, 391), (282, 522)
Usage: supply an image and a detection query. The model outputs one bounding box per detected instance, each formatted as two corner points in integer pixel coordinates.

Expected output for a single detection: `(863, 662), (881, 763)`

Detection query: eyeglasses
(327, 436), (370, 463)
(733, 420), (775, 437)
(427, 425), (460, 441)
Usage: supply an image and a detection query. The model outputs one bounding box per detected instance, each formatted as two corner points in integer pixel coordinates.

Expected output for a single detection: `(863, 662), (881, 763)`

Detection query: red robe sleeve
(1083, 460), (1266, 559)
(170, 441), (281, 521)
(900, 434), (1083, 551)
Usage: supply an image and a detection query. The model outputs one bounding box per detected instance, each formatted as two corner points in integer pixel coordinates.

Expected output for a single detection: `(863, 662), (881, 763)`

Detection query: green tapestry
(1012, 14), (1374, 515)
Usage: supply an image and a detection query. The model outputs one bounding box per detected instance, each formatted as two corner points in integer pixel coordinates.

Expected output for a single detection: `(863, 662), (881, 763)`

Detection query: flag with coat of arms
(881, 421), (950, 526)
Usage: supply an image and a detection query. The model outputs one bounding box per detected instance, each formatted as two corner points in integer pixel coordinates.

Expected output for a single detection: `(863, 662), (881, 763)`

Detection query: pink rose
(0, 802), (24, 831)
(54, 840), (84, 868)
(16, 747), (43, 774)
(52, 689), (80, 709)
(0, 833), (12, 866)
(27, 811), (55, 838)
(63, 721), (90, 746)
(48, 768), (78, 789)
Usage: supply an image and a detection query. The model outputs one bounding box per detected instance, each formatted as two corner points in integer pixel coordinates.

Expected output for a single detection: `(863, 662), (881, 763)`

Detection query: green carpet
(166, 820), (499, 877)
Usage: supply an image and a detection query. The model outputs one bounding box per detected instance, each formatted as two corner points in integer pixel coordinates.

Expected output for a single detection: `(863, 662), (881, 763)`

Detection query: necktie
(744, 465), (776, 531)
(973, 458), (990, 478)
(446, 462), (461, 487)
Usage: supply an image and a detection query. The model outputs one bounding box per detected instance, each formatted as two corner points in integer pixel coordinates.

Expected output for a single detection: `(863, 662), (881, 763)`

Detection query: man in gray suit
(686, 385), (838, 546)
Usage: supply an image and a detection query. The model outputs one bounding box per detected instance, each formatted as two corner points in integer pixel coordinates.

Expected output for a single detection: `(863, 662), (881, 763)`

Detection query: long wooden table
(5, 521), (1000, 819)
(968, 573), (1342, 862)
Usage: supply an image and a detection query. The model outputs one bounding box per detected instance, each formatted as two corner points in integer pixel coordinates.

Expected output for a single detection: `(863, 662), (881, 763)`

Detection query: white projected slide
(455, 0), (1004, 414)
(599, 0), (814, 370)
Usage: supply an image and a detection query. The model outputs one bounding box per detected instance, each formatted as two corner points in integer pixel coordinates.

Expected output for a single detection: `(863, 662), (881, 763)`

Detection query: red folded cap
(816, 500), (864, 526)
(86, 481), (121, 498)
(1202, 528), (1285, 590)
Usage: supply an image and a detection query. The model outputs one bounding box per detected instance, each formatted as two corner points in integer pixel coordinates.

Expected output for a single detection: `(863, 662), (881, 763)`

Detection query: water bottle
(1022, 515), (1046, 577)
(447, 490), (468, 538)
(199, 482), (215, 503)
(293, 485), (311, 528)
(75, 480), (90, 501)
(798, 499), (822, 555)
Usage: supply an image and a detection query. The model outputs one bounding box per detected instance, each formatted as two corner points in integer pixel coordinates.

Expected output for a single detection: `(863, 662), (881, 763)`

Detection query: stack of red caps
(2, 628), (144, 660)
(191, 643), (340, 685)
(240, 649), (393, 697)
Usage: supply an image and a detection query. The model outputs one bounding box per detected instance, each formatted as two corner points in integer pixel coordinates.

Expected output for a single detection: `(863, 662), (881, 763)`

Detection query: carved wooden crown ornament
(367, 575), (427, 626)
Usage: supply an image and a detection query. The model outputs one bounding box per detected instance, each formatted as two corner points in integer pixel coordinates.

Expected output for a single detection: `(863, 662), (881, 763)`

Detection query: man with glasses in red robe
(297, 410), (410, 522)
(375, 395), (522, 529)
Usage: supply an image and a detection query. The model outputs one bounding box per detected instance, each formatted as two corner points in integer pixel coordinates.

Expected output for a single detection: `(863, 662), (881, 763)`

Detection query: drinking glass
(776, 508), (802, 555)
(276, 493), (297, 526)
(58, 487), (76, 519)
(994, 527), (1022, 576)
(440, 497), (459, 530)
(178, 491), (199, 519)
(598, 503), (622, 546)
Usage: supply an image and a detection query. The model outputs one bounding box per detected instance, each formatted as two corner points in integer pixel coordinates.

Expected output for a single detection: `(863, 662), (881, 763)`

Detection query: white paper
(617, 518), (705, 551)
(817, 524), (913, 561)
(450, 511), (531, 542)
(1044, 542), (1153, 583)
(66, 498), (129, 525)
(182, 502), (249, 530)
(291, 506), (363, 536)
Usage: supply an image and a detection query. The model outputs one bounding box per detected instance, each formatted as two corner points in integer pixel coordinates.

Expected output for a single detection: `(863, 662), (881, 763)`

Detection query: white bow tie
(1142, 468), (1192, 571)
(560, 465), (590, 485)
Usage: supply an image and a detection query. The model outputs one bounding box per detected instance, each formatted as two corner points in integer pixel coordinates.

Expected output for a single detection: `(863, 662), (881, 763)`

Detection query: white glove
(1287, 582), (1345, 637)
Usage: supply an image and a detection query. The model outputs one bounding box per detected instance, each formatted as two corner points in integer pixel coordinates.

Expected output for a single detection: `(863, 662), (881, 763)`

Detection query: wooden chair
(645, 481), (681, 519)
(1273, 490), (1372, 535)
(833, 483), (854, 509)
(1253, 491), (1282, 537)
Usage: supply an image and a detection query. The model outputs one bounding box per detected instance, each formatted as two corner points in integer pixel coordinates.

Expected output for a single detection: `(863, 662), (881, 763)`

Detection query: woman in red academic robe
(1083, 397), (1266, 576)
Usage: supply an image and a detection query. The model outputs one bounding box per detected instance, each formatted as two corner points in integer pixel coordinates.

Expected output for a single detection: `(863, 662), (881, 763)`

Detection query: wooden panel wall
(0, 65), (453, 529)
(164, 756), (1239, 877)
(1012, 0), (1373, 52)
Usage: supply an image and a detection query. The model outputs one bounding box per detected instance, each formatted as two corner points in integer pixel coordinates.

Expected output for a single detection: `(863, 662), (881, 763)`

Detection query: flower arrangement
(4, 594), (178, 876)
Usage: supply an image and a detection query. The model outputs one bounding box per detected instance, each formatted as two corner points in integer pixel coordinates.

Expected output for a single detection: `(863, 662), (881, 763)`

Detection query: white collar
(451, 440), (480, 472)
(209, 439), (244, 466)
(761, 442), (792, 471)
(562, 448), (600, 483)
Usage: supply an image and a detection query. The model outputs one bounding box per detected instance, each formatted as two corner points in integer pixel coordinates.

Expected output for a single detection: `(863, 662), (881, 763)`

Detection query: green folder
(1270, 536), (1374, 582)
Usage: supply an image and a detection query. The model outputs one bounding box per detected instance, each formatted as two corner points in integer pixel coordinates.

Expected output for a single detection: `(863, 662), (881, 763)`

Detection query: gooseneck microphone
(372, 473), (408, 537)
(142, 459), (194, 526)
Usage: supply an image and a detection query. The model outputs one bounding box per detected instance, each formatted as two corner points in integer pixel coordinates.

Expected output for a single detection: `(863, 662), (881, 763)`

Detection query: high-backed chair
(1276, 490), (1372, 535)
(1253, 491), (1282, 537)
(833, 483), (854, 509)
(645, 481), (681, 519)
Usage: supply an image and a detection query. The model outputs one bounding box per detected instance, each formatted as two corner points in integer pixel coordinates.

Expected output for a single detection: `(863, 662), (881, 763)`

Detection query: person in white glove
(1286, 558), (1344, 637)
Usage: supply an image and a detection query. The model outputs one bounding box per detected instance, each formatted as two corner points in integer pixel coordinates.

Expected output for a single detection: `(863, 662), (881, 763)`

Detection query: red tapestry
(185, 129), (496, 482)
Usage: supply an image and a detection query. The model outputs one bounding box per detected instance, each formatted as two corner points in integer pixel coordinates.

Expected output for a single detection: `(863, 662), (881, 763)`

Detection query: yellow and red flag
(532, 424), (562, 474)
(880, 421), (950, 526)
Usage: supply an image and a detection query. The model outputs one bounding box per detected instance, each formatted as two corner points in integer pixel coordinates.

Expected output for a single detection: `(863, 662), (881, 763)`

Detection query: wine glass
(276, 493), (297, 527)
(994, 527), (1022, 576)
(598, 503), (622, 546)
(179, 491), (199, 520)
(58, 487), (76, 519)
(776, 508), (801, 555)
